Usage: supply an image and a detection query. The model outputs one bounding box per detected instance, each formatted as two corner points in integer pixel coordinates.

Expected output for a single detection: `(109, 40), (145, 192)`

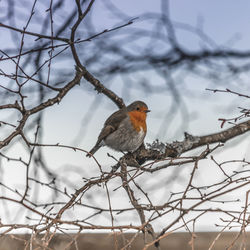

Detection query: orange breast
(128, 111), (147, 132)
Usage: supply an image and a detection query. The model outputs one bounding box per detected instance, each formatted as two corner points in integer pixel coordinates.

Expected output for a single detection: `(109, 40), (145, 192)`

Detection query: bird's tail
(86, 144), (102, 157)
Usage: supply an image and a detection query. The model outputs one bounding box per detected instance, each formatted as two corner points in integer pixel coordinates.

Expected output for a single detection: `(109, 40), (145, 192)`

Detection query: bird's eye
(136, 107), (140, 111)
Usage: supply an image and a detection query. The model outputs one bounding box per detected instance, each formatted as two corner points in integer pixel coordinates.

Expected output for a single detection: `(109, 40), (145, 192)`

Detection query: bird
(86, 101), (150, 157)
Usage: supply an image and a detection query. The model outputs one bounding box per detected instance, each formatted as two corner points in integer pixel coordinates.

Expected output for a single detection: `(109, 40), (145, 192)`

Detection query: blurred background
(1, 0), (250, 237)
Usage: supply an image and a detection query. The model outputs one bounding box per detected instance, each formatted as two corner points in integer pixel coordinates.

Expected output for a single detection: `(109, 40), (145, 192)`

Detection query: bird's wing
(97, 109), (127, 143)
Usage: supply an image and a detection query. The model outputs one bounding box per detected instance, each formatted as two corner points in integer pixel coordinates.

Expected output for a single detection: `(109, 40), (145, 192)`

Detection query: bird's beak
(144, 109), (151, 113)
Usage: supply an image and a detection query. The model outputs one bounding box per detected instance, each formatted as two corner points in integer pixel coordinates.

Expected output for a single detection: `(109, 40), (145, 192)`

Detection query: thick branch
(123, 119), (250, 167)
(78, 65), (125, 109)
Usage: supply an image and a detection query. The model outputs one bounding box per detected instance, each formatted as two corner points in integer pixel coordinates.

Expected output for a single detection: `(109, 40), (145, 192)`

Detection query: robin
(87, 101), (150, 157)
